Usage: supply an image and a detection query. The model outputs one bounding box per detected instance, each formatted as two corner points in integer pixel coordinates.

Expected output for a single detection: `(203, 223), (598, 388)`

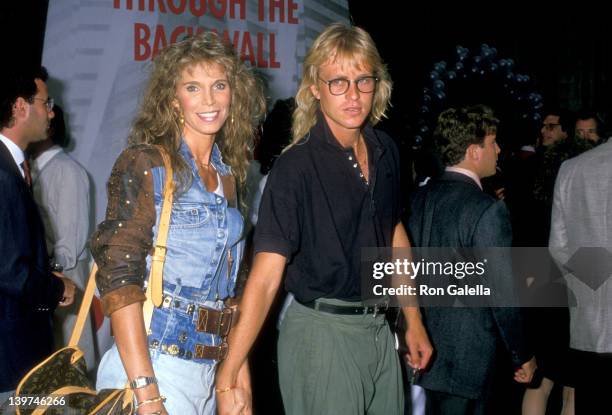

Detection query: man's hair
(49, 104), (68, 147)
(0, 66), (49, 129)
(575, 109), (603, 134)
(542, 107), (574, 137)
(291, 23), (392, 143)
(434, 105), (499, 166)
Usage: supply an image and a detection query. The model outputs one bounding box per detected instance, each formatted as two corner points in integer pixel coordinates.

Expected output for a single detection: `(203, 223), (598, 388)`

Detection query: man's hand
(216, 361), (253, 415)
(216, 387), (247, 415)
(514, 356), (537, 383)
(53, 272), (76, 307)
(404, 316), (433, 370)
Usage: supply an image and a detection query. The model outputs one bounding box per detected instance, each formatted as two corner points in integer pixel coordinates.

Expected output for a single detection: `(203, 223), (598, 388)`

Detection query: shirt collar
(32, 145), (62, 173)
(445, 166), (482, 190)
(0, 133), (25, 176)
(313, 110), (383, 155)
(179, 140), (232, 176)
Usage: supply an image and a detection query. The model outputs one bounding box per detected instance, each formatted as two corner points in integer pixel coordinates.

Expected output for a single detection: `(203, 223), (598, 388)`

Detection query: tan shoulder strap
(143, 145), (174, 327)
(148, 146), (174, 307)
(68, 264), (98, 347)
(69, 145), (175, 345)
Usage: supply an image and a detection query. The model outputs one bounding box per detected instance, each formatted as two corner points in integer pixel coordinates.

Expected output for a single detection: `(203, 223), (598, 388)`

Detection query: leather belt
(159, 294), (239, 337)
(299, 299), (389, 315)
(196, 306), (237, 337)
(150, 340), (229, 361)
(195, 343), (228, 361)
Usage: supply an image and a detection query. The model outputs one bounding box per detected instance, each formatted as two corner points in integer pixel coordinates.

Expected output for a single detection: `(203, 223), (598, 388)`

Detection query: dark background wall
(5, 1), (611, 146)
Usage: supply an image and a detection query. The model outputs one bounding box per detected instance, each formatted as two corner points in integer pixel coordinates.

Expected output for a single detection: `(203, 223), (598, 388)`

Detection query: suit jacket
(407, 171), (530, 400)
(0, 140), (64, 392)
(550, 141), (612, 353)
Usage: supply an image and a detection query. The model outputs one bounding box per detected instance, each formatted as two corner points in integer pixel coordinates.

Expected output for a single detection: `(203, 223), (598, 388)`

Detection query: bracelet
(215, 386), (235, 394)
(136, 395), (166, 408)
(129, 375), (158, 389)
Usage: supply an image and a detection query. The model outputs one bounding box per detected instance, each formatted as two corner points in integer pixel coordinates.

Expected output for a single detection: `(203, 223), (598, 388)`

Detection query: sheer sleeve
(90, 145), (163, 316)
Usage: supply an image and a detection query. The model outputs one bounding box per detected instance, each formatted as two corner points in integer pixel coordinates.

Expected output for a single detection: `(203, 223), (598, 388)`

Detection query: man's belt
(299, 299), (389, 315)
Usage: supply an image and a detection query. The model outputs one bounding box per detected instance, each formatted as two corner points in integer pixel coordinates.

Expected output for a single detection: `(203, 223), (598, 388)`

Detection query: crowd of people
(0, 22), (610, 415)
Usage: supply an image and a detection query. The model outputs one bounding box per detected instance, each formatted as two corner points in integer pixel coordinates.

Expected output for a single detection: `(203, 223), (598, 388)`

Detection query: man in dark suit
(0, 67), (75, 404)
(407, 106), (536, 414)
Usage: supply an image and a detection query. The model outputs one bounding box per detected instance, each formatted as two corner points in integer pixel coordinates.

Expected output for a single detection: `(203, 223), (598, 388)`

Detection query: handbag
(6, 146), (175, 415)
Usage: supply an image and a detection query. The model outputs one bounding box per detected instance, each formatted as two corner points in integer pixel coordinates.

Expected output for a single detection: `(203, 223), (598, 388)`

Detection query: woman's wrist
(134, 383), (161, 402)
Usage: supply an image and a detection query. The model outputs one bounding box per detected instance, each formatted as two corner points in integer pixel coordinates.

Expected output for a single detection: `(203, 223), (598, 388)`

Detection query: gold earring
(179, 114), (184, 125)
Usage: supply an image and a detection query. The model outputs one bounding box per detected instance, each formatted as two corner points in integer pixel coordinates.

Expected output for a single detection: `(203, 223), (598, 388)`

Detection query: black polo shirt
(253, 113), (402, 301)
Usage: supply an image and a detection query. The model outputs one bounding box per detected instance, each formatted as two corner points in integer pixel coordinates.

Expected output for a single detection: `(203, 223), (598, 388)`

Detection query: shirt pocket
(169, 203), (211, 229)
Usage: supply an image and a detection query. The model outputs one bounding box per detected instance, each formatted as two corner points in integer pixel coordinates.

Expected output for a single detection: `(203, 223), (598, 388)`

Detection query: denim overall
(97, 142), (244, 415)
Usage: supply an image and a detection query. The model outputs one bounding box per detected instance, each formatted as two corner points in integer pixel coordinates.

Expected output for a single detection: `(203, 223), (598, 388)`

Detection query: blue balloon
(435, 91), (446, 100)
(419, 125), (429, 134)
(490, 63), (499, 72)
(420, 106), (429, 114)
(455, 62), (464, 71)
(474, 56), (482, 63)
(434, 61), (447, 72)
(447, 70), (457, 80)
(429, 71), (440, 80)
(433, 80), (445, 91)
(423, 94), (432, 103)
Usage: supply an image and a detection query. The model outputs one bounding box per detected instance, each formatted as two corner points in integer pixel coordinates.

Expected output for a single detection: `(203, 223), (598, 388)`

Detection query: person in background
(28, 104), (96, 371)
(0, 66), (75, 406)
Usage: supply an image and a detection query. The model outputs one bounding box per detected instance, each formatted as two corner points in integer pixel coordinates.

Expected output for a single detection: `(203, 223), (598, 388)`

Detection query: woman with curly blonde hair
(91, 32), (265, 415)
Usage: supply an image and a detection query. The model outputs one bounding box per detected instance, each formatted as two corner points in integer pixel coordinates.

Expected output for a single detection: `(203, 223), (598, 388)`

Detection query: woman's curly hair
(128, 32), (266, 200)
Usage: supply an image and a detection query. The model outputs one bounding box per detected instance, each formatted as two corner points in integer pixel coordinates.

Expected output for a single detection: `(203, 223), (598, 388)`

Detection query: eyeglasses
(577, 128), (597, 135)
(318, 76), (378, 96)
(30, 97), (54, 112)
(542, 123), (560, 131)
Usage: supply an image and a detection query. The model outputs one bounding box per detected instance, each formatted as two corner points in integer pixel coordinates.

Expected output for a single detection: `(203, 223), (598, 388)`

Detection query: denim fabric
(96, 142), (244, 414)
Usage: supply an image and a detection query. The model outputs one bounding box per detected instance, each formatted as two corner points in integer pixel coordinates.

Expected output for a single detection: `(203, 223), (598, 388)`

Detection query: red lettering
(167, 0), (186, 14)
(155, 0), (167, 12)
(114, 0), (131, 8)
(189, 0), (205, 17)
(269, 32), (280, 68)
(240, 32), (255, 66)
(195, 26), (207, 36)
(170, 26), (187, 43)
(230, 0), (245, 19)
(256, 32), (268, 68)
(209, 0), (227, 19)
(257, 0), (265, 21)
(134, 23), (151, 61)
(288, 0), (298, 24)
(269, 0), (284, 23)
(152, 24), (168, 59)
(222, 30), (241, 50)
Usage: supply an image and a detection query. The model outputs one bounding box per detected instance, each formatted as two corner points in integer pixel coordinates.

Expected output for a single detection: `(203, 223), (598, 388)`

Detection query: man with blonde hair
(217, 23), (432, 415)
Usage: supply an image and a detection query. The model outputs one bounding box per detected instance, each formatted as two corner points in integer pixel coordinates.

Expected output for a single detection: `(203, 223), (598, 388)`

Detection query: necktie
(21, 159), (32, 188)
